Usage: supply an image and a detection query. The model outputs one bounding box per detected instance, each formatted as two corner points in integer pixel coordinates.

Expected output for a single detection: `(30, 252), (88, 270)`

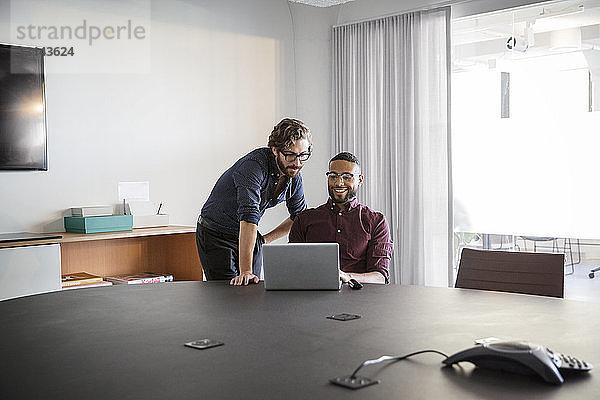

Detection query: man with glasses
(197, 118), (312, 286)
(289, 152), (392, 284)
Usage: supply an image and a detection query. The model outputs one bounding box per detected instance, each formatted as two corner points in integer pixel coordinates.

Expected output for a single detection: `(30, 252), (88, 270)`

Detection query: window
(451, 0), (600, 278)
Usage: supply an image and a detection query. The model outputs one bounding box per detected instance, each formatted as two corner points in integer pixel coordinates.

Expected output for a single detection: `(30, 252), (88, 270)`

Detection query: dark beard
(328, 186), (357, 204)
(276, 155), (300, 178)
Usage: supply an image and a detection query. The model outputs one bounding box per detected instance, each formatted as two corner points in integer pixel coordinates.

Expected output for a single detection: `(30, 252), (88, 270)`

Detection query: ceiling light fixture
(288, 0), (355, 7)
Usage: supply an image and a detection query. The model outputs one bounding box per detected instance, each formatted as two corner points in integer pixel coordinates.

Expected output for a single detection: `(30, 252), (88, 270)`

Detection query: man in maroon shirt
(288, 152), (393, 284)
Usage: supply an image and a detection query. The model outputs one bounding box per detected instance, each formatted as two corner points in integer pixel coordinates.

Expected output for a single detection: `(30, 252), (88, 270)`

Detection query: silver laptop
(262, 243), (341, 290)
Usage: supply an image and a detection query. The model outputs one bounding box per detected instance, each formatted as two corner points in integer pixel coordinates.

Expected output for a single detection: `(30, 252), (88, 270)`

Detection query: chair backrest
(455, 248), (564, 298)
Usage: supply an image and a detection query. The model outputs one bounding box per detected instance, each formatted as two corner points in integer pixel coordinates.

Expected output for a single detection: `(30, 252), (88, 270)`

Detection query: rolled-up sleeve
(366, 214), (393, 283)
(286, 174), (307, 220)
(232, 160), (265, 225)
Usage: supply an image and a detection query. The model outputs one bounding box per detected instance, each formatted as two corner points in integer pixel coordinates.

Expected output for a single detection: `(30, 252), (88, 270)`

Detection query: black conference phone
(443, 340), (592, 384)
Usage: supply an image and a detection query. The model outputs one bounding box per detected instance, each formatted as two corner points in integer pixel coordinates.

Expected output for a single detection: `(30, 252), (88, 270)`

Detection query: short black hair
(330, 152), (360, 166)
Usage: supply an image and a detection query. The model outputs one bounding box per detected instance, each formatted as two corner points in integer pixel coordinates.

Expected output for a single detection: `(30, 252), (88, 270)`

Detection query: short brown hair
(267, 118), (312, 152)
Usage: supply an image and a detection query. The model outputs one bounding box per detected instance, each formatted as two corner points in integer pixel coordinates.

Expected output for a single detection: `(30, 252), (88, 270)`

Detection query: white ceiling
(288, 0), (355, 7)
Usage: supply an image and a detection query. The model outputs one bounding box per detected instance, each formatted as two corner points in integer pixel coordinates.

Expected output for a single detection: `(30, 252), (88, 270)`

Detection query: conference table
(1, 282), (597, 399)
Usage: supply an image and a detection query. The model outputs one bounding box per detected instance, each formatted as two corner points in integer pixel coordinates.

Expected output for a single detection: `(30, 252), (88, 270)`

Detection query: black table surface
(0, 282), (597, 399)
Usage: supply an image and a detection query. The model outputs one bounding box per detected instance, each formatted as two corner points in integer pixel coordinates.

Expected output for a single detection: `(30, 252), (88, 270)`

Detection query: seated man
(289, 152), (393, 284)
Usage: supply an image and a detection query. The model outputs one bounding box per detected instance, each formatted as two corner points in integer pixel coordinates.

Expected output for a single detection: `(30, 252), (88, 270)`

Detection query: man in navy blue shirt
(197, 118), (312, 285)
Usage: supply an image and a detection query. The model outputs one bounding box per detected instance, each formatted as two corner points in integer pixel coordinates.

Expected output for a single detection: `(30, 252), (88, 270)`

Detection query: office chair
(517, 236), (580, 275)
(455, 248), (564, 298)
(518, 236), (557, 252)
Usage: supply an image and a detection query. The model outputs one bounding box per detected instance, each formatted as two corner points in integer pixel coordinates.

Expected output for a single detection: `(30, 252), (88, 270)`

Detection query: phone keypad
(546, 347), (593, 371)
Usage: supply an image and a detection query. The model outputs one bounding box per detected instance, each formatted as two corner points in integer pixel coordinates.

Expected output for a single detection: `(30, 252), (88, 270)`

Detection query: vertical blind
(332, 7), (452, 286)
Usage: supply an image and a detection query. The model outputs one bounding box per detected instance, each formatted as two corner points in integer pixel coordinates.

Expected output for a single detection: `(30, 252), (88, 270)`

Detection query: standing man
(289, 152), (392, 284)
(197, 118), (312, 286)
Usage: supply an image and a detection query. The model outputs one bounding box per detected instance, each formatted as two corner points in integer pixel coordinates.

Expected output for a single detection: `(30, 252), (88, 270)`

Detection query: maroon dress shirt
(288, 198), (393, 283)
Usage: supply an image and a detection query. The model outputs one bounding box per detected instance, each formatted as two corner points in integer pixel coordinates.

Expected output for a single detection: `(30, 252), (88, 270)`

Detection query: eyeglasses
(326, 172), (359, 182)
(279, 150), (311, 162)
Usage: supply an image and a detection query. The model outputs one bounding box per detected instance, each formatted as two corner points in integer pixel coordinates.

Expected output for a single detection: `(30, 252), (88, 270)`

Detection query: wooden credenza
(0, 226), (202, 284)
(58, 225), (203, 281)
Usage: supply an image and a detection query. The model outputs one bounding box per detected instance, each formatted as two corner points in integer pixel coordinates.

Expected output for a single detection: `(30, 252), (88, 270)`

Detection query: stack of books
(104, 272), (174, 285)
(70, 206), (113, 217)
(61, 272), (113, 290)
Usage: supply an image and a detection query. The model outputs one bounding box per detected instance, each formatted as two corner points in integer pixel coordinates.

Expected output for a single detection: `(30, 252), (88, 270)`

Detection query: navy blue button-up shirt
(200, 147), (306, 236)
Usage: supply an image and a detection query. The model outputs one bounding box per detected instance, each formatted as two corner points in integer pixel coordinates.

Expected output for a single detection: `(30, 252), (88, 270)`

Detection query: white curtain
(332, 7), (452, 286)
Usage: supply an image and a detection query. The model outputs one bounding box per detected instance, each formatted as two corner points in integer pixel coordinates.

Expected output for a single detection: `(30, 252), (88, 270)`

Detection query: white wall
(0, 0), (550, 236)
(251, 3), (340, 237)
(0, 0), (303, 234)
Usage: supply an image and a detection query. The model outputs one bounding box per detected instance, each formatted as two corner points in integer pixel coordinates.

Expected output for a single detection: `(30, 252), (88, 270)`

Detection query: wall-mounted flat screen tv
(0, 43), (47, 171)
